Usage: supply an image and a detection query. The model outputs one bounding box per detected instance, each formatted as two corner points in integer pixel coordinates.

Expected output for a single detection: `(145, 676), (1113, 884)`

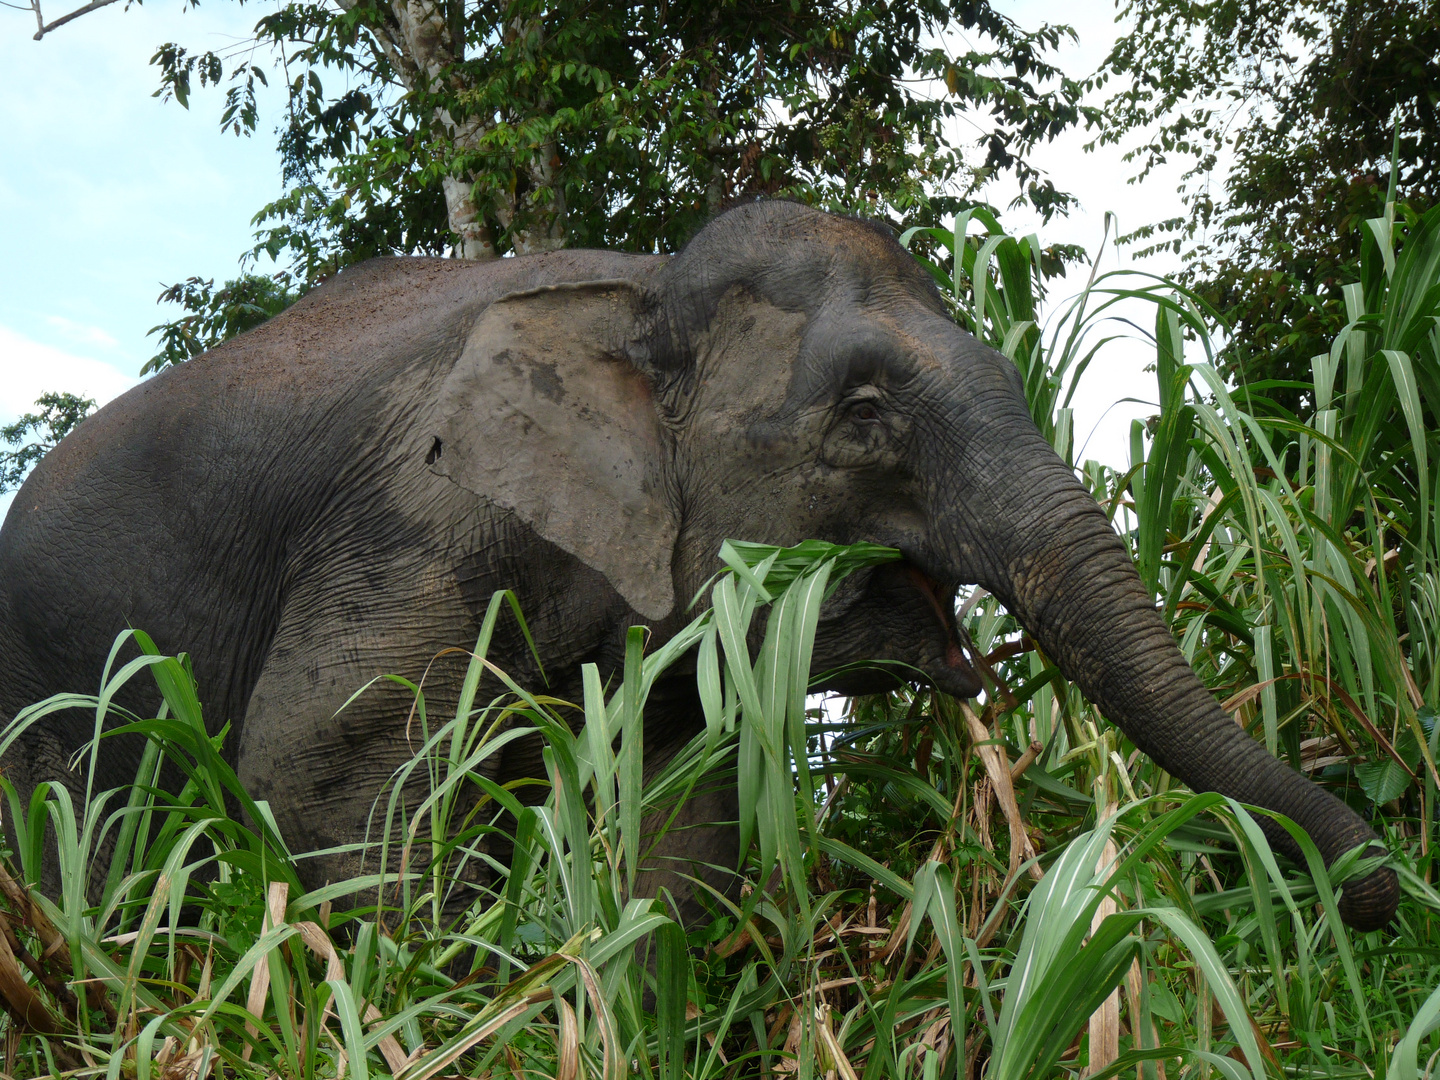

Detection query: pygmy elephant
(0, 201), (1398, 930)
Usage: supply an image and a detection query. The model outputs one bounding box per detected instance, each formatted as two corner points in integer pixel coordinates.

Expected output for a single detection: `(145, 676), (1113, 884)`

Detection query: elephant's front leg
(235, 577), (492, 897)
(630, 690), (743, 931)
(634, 776), (742, 931)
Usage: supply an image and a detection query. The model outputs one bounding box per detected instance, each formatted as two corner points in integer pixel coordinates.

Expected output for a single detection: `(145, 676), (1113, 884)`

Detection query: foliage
(140, 1), (1095, 279)
(5, 185), (1440, 1069)
(0, 391), (95, 495)
(1094, 0), (1440, 409)
(897, 190), (1440, 1072)
(95, 0), (1107, 379)
(902, 174), (1440, 797)
(10, 546), (1430, 1079)
(145, 274), (302, 374)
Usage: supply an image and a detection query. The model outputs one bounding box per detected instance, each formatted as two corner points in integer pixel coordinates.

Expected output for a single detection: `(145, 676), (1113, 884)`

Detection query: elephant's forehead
(688, 283), (943, 391)
(714, 228), (942, 318)
(802, 298), (948, 376)
(778, 208), (922, 275)
(863, 308), (947, 368)
(820, 223), (949, 311)
(688, 286), (809, 406)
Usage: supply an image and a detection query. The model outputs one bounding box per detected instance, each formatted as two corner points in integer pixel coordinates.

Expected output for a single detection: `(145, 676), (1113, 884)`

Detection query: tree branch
(32, 0), (121, 39)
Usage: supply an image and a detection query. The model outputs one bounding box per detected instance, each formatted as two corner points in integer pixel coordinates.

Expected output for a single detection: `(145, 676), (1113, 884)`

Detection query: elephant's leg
(633, 774), (742, 932)
(235, 588), (486, 899)
(482, 685), (744, 932)
(629, 694), (744, 932)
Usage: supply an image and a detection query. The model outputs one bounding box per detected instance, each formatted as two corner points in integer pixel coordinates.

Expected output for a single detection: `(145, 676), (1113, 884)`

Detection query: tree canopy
(1096, 0), (1440, 404)
(0, 392), (95, 494)
(142, 1), (1092, 278)
(33, 0), (1439, 398)
(17, 0), (1088, 365)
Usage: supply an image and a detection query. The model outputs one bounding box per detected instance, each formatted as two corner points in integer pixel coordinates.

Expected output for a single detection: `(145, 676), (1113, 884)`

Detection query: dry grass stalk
(1298, 735), (1348, 774)
(712, 918), (765, 959)
(241, 879), (290, 1062)
(774, 1002), (805, 1074)
(1010, 739), (1044, 781)
(879, 901), (911, 964)
(962, 703), (1042, 881)
(1085, 834), (1121, 1077)
(407, 987), (554, 1080)
(918, 1010), (953, 1076)
(814, 1002), (860, 1080)
(0, 913), (77, 1021)
(366, 1001), (415, 1074)
(1125, 958), (1167, 1080)
(866, 885), (879, 964)
(565, 951), (623, 1080)
(0, 920), (62, 1034)
(0, 861), (67, 974)
(0, 856), (111, 1024)
(554, 994), (579, 1080)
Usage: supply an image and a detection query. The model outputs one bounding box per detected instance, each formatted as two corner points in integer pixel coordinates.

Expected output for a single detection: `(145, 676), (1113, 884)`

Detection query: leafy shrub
(0, 392), (95, 495)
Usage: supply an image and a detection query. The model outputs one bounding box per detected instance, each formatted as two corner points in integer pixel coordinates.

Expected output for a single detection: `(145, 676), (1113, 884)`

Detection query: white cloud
(0, 326), (144, 525)
(0, 2), (287, 374)
(43, 315), (121, 351)
(0, 326), (141, 421)
(953, 0), (1207, 472)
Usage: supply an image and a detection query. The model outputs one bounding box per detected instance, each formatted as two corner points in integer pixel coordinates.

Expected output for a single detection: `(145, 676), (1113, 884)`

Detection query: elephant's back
(0, 249), (664, 736)
(4, 249), (668, 560)
(161, 250), (665, 401)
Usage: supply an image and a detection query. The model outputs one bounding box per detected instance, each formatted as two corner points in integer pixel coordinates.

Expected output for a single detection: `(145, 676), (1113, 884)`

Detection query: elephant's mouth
(814, 560), (982, 698)
(901, 564), (983, 699)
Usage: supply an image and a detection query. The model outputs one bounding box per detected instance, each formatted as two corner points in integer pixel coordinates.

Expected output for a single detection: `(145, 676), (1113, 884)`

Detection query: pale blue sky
(1, 0), (1188, 523)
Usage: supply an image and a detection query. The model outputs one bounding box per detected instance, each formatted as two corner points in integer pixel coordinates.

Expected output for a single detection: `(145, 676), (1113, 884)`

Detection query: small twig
(0, 916), (79, 1022)
(32, 0), (122, 39)
(814, 775), (850, 828)
(1010, 739), (1044, 782)
(956, 586), (989, 622)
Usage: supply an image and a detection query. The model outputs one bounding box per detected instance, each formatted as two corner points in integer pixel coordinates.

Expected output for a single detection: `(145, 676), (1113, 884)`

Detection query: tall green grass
(3, 547), (1436, 1076)
(899, 177), (1440, 1076)
(1, 184), (1438, 1077)
(0, 553), (1363, 1080)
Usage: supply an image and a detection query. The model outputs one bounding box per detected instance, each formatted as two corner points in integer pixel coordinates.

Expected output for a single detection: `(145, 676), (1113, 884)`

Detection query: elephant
(0, 200), (1398, 932)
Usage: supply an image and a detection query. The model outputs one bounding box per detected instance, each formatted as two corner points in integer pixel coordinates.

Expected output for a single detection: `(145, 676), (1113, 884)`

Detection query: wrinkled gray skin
(0, 202), (1397, 930)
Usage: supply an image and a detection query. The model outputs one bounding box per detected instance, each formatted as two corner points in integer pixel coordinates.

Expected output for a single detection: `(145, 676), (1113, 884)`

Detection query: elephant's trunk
(946, 412), (1399, 931)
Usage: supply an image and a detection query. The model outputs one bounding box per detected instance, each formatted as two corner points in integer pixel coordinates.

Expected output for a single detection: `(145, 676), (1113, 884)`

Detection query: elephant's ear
(431, 280), (678, 620)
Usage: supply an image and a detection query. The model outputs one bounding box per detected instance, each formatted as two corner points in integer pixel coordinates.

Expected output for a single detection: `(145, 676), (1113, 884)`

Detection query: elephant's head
(431, 200), (1399, 931)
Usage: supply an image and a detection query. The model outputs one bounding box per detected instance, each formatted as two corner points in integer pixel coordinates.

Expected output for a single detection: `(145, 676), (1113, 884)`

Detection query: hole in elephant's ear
(426, 437), (443, 464)
(429, 280), (679, 622)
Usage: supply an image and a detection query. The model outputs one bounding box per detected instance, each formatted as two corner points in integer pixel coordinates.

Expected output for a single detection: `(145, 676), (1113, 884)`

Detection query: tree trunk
(496, 14), (567, 253)
(335, 0), (571, 259)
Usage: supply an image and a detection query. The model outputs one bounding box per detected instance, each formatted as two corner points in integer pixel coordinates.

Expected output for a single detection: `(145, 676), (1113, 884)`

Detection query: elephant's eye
(824, 392), (899, 468)
(851, 401), (882, 424)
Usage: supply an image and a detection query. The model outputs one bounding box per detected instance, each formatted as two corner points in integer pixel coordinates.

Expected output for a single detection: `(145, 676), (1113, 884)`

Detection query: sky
(0, 0), (1194, 524)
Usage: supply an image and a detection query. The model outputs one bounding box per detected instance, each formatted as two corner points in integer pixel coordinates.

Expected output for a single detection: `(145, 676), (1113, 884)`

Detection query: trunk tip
(1337, 855), (1400, 932)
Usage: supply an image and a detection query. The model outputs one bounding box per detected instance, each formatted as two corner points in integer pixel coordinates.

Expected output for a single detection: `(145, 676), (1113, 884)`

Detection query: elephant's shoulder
(303, 251), (666, 306)
(176, 251), (668, 397)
